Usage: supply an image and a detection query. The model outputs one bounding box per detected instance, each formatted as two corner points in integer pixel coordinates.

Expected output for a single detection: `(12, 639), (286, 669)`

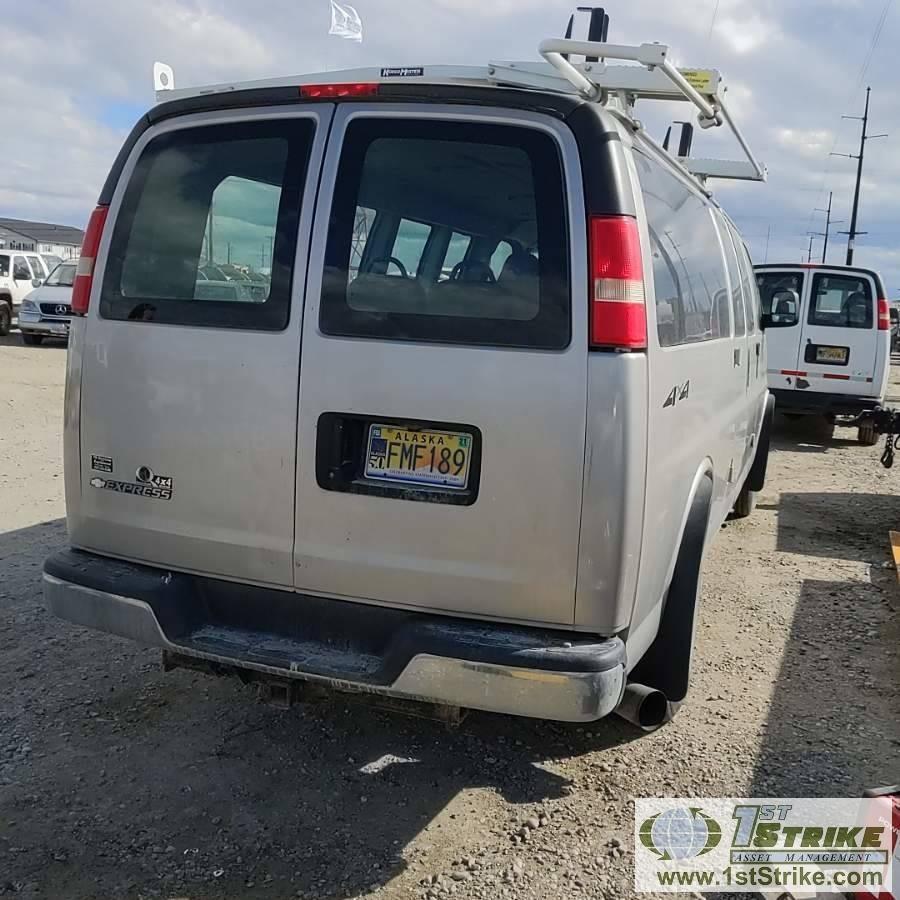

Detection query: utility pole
(831, 87), (888, 265)
(811, 191), (842, 264)
(806, 235), (815, 264)
(764, 224), (771, 264)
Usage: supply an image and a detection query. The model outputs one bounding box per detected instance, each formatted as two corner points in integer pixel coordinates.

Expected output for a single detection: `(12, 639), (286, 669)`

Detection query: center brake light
(71, 204), (109, 316)
(877, 298), (890, 331)
(300, 83), (379, 99)
(589, 215), (647, 350)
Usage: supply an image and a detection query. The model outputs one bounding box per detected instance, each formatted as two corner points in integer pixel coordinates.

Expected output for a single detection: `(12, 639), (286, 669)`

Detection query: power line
(854, 0), (892, 88)
(804, 0), (894, 236)
(707, 0), (720, 42)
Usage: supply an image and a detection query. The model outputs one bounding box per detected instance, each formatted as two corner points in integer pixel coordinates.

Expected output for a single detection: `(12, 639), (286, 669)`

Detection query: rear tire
(0, 302), (11, 337)
(858, 423), (879, 446)
(21, 333), (44, 346)
(731, 484), (756, 519)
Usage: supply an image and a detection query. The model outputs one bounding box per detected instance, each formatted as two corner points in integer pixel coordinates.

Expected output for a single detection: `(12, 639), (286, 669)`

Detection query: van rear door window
(320, 120), (570, 349)
(756, 272), (802, 324)
(809, 273), (873, 329)
(100, 119), (314, 330)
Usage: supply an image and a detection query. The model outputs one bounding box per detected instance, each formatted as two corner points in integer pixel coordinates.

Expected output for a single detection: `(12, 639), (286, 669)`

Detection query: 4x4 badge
(663, 380), (691, 408)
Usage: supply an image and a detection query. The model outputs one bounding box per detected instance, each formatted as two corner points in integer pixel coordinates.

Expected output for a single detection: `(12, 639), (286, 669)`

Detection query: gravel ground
(1, 329), (898, 900)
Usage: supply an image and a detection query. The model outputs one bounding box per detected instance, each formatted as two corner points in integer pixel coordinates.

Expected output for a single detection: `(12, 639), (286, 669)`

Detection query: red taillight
(71, 204), (109, 316)
(589, 215), (646, 349)
(299, 82), (379, 99)
(877, 298), (890, 331)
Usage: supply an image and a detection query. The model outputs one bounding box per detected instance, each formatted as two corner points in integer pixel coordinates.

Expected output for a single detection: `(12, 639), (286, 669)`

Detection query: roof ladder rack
(533, 37), (766, 183)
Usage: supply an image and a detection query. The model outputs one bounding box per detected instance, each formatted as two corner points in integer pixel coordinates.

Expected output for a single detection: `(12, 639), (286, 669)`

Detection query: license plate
(365, 425), (472, 489)
(816, 346), (848, 363)
(49, 322), (69, 334)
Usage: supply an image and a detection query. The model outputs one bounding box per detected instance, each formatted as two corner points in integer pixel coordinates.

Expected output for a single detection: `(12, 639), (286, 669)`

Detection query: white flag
(329, 0), (362, 42)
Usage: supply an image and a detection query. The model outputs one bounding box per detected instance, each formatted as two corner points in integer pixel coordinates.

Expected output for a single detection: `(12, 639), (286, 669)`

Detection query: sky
(2, 0), (898, 292)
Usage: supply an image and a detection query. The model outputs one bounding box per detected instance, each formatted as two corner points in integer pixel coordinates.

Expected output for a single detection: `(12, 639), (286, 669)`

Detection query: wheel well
(629, 471), (712, 702)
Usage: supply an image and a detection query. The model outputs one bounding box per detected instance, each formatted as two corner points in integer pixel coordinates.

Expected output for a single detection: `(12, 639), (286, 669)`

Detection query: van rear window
(809, 273), (873, 329)
(319, 119), (570, 349)
(100, 119), (314, 330)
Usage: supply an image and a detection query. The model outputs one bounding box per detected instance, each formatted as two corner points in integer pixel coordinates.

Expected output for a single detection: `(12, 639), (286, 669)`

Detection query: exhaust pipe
(614, 682), (670, 730)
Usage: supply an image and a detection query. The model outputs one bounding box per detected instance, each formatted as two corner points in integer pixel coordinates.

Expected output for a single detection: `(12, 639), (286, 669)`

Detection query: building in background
(0, 218), (84, 260)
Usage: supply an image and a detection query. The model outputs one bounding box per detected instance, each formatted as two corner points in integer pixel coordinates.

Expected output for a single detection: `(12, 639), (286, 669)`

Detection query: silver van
(43, 28), (778, 728)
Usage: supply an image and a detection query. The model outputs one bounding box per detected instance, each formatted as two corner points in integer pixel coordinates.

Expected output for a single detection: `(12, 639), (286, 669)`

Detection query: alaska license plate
(365, 425), (472, 489)
(816, 345), (848, 363)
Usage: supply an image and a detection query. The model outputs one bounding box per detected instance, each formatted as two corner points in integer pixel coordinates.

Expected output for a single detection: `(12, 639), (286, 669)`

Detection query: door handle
(734, 348), (741, 367)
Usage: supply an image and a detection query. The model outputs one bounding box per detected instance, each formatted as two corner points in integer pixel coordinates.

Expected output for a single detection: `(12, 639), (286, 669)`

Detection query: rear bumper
(772, 388), (880, 417)
(43, 549), (626, 722)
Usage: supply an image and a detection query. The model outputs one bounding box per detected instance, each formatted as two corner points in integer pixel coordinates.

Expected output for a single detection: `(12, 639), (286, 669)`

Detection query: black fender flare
(747, 393), (776, 493)
(629, 470), (713, 703)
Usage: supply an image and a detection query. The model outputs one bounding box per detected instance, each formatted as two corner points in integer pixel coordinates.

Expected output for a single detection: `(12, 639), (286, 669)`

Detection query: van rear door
(74, 109), (331, 586)
(800, 269), (881, 396)
(755, 268), (805, 386)
(293, 105), (588, 626)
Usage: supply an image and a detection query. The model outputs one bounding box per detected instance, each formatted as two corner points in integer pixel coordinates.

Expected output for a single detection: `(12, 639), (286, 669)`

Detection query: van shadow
(757, 491), (898, 563)
(0, 518), (640, 900)
(770, 417), (859, 454)
(747, 577), (899, 798)
(0, 516), (67, 607)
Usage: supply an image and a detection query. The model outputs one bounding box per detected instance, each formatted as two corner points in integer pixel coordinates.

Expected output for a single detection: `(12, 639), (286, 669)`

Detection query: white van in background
(755, 264), (891, 444)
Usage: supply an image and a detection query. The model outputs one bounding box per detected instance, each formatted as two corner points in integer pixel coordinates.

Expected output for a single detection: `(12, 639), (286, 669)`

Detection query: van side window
(634, 149), (728, 345)
(390, 219), (433, 278)
(100, 119), (314, 330)
(809, 273), (873, 329)
(648, 230), (685, 347)
(0, 255), (9, 277)
(27, 256), (45, 279)
(489, 241), (515, 280)
(441, 233), (473, 281)
(13, 256), (30, 281)
(732, 233), (759, 333)
(720, 221), (746, 337)
(349, 207), (376, 280)
(320, 119), (570, 350)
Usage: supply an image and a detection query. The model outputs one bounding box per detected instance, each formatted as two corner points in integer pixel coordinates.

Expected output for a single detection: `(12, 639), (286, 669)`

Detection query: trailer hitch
(854, 406), (900, 468)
